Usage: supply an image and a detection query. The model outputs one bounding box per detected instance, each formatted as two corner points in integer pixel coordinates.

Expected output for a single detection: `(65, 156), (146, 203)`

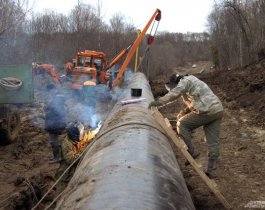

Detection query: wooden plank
(151, 107), (232, 210)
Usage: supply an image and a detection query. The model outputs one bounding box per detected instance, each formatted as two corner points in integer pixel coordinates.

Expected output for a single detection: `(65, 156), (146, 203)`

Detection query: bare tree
(108, 13), (134, 57)
(0, 0), (30, 36)
(208, 0), (265, 70)
(0, 0), (210, 72)
(0, 0), (32, 64)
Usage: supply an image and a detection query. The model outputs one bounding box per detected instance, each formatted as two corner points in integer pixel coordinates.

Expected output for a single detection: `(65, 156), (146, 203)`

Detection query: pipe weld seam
(96, 121), (168, 140)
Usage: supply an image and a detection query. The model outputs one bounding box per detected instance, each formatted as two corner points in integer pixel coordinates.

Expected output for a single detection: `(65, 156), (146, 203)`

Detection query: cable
(158, 99), (179, 109)
(31, 138), (96, 210)
(43, 191), (64, 210)
(0, 77), (23, 91)
(31, 154), (82, 210)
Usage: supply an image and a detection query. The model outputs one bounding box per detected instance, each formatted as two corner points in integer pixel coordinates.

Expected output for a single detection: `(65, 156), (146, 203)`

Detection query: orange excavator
(32, 63), (61, 87)
(69, 50), (110, 90)
(69, 8), (161, 91)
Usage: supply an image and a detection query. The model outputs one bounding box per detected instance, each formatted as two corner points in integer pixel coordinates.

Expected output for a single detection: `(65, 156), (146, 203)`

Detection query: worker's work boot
(205, 158), (217, 179)
(185, 149), (200, 166)
(49, 145), (62, 164)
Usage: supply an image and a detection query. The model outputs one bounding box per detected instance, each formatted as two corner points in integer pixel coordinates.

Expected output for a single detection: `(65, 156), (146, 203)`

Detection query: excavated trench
(0, 72), (194, 210)
(55, 72), (195, 210)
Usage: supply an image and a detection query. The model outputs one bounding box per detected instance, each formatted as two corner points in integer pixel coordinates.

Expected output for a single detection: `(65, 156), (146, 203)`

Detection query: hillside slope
(150, 59), (265, 209)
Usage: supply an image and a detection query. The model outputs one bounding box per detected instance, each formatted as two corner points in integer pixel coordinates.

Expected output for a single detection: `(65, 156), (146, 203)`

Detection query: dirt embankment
(150, 59), (265, 210)
(201, 60), (265, 128)
(0, 104), (60, 210)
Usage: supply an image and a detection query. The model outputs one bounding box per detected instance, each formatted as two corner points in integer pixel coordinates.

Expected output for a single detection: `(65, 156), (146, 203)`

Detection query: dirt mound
(151, 59), (265, 129)
(173, 61), (214, 75)
(200, 59), (265, 128)
(149, 59), (265, 210)
(3, 174), (56, 210)
(0, 104), (60, 210)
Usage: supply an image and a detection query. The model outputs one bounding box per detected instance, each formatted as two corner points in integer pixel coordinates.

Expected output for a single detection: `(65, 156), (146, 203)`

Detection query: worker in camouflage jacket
(149, 74), (223, 179)
(56, 122), (96, 180)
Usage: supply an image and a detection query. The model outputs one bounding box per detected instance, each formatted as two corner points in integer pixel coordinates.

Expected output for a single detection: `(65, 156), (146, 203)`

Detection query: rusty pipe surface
(56, 72), (195, 210)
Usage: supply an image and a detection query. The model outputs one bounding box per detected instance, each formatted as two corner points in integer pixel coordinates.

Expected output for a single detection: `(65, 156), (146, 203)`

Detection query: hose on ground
(0, 77), (23, 91)
(31, 138), (97, 210)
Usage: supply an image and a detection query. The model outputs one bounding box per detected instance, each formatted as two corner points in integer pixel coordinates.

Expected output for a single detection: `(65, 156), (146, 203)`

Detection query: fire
(77, 121), (102, 152)
(84, 121), (102, 143)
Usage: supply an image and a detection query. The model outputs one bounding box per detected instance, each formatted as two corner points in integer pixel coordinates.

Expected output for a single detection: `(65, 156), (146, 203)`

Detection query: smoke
(30, 68), (134, 131)
(111, 86), (124, 101)
(66, 101), (99, 128)
(110, 68), (134, 101)
(31, 82), (115, 130)
(123, 69), (134, 84)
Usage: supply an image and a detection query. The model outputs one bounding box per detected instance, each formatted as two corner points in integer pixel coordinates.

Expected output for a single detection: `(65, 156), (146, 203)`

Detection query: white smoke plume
(30, 67), (134, 130)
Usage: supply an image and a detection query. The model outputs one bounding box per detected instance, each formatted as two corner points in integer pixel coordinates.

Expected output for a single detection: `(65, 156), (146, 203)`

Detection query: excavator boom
(112, 8), (161, 89)
(102, 44), (133, 87)
(32, 63), (61, 86)
(69, 9), (161, 90)
(105, 44), (132, 71)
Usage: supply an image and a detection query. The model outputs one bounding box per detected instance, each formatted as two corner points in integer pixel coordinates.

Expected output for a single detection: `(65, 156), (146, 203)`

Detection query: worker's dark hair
(66, 122), (84, 142)
(46, 84), (56, 91)
(168, 74), (188, 85)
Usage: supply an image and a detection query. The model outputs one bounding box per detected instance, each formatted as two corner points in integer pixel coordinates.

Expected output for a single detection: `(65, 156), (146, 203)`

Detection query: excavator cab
(70, 50), (112, 105)
(71, 50), (108, 90)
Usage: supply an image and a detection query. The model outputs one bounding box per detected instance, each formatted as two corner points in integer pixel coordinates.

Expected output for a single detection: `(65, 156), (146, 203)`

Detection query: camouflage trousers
(177, 111), (224, 159)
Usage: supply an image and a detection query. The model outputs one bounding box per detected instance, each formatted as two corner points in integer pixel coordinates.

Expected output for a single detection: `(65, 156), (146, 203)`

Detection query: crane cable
(0, 77), (23, 90)
(137, 19), (160, 76)
(149, 14), (160, 37)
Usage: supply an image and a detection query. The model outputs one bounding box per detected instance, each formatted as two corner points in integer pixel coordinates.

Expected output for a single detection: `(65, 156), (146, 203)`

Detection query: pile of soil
(200, 59), (265, 128)
(0, 104), (60, 210)
(150, 59), (265, 209)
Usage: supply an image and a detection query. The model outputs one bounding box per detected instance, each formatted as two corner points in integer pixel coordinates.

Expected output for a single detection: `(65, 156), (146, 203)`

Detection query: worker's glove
(148, 100), (161, 109)
(177, 107), (191, 120)
(177, 110), (186, 120)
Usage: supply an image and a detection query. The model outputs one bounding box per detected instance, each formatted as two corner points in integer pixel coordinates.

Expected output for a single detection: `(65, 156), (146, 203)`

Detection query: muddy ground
(0, 60), (265, 210)
(151, 60), (265, 210)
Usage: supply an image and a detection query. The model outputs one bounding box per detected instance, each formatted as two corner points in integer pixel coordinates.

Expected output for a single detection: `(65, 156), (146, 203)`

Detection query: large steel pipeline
(56, 72), (195, 210)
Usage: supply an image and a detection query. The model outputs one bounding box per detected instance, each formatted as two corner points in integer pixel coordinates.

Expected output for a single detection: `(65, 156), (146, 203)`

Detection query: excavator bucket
(32, 64), (61, 89)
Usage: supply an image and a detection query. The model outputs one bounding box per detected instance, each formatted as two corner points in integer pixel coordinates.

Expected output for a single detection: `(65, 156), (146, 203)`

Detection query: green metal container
(0, 64), (33, 104)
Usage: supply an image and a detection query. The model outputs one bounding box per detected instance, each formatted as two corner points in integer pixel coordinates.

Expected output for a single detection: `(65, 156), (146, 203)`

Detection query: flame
(77, 121), (102, 152)
(83, 121), (102, 143)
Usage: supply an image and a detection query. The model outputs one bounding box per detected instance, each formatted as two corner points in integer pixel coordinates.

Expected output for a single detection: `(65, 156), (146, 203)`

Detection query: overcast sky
(31, 0), (214, 33)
